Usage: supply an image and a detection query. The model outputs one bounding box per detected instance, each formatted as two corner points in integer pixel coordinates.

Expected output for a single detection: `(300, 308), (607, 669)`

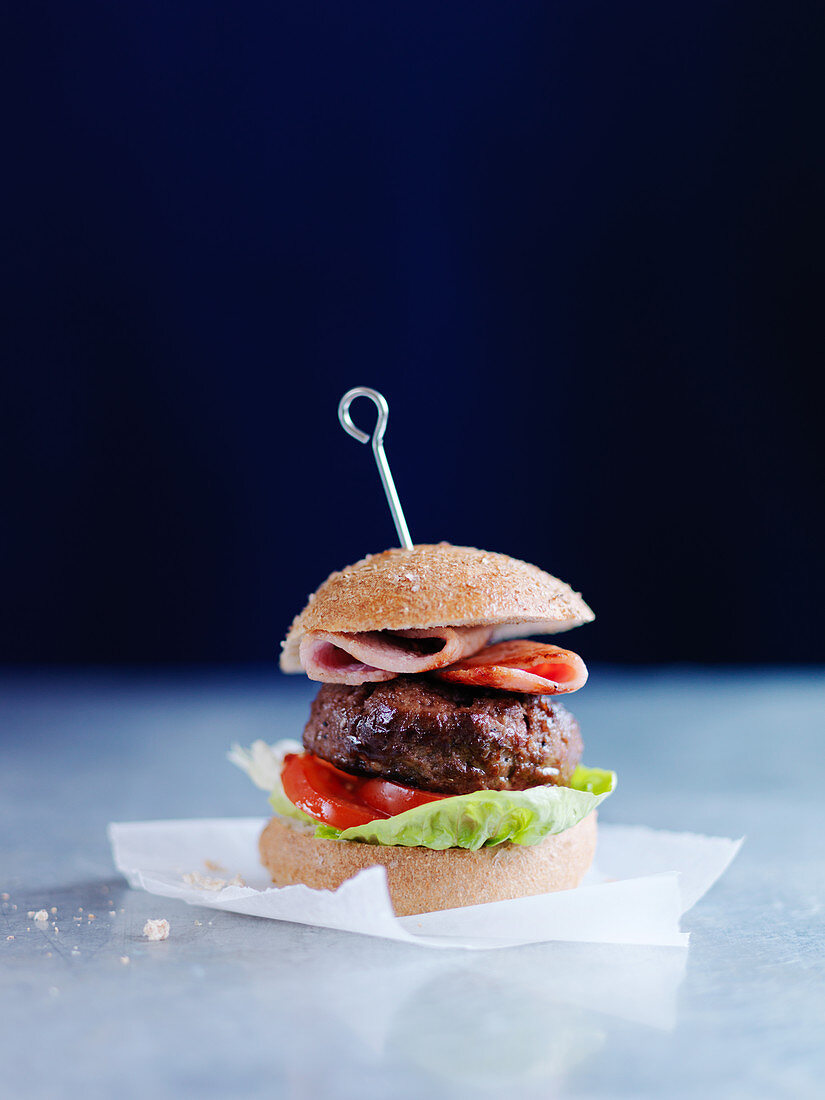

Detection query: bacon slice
(298, 635), (397, 685)
(433, 640), (588, 695)
(299, 625), (493, 684)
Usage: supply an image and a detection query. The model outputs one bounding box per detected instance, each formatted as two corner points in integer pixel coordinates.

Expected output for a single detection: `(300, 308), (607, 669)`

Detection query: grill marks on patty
(302, 677), (583, 795)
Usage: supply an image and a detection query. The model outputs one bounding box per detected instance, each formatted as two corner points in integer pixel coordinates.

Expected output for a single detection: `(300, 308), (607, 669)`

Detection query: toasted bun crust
(259, 811), (598, 917)
(280, 543), (594, 673)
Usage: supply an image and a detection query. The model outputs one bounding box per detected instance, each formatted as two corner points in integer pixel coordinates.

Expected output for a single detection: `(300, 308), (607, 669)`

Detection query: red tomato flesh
(359, 777), (446, 816)
(281, 752), (447, 829)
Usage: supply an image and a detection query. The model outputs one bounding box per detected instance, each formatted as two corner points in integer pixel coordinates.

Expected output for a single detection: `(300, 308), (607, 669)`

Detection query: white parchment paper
(108, 818), (741, 950)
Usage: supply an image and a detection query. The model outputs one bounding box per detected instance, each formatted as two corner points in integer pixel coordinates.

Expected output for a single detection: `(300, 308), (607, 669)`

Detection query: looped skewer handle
(338, 387), (413, 550)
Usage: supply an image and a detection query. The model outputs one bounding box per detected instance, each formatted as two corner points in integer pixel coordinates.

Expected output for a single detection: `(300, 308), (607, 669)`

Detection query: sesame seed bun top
(280, 543), (594, 673)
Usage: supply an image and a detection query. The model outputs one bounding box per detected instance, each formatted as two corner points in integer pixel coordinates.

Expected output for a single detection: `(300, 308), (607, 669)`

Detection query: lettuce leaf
(315, 764), (616, 850)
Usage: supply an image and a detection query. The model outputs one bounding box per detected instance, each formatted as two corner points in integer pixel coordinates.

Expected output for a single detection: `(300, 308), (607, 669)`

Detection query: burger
(230, 543), (615, 917)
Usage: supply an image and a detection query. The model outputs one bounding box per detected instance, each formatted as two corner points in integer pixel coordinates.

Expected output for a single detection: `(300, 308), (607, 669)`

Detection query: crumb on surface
(34, 909), (49, 922)
(50, 907), (57, 915)
(1, 893), (9, 901)
(6, 935), (14, 941)
(204, 859), (226, 872)
(143, 919), (170, 941)
(119, 955), (130, 965)
(183, 872), (226, 891)
(183, 870), (245, 891)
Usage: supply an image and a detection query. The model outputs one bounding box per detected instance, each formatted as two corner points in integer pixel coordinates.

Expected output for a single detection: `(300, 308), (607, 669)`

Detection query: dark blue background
(3, 2), (823, 664)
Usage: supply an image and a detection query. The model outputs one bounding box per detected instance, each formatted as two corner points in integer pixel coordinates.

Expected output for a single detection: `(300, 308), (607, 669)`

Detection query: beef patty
(302, 677), (583, 794)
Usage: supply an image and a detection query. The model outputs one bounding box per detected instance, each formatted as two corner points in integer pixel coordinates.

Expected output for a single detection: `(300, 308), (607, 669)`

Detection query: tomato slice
(281, 753), (386, 829)
(359, 777), (446, 816)
(280, 753), (447, 829)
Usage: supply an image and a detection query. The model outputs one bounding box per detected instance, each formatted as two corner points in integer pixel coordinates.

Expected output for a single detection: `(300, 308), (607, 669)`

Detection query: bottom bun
(259, 811), (598, 917)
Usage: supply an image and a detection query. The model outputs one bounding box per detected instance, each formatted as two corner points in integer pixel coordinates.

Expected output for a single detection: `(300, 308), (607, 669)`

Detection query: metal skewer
(338, 387), (413, 550)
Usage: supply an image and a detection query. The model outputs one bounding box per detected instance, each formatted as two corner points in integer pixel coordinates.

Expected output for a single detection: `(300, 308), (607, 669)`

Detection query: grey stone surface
(1, 668), (823, 1098)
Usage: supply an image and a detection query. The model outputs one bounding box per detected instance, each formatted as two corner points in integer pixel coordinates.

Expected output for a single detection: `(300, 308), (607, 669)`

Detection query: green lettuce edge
(311, 764), (616, 850)
(268, 781), (316, 824)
